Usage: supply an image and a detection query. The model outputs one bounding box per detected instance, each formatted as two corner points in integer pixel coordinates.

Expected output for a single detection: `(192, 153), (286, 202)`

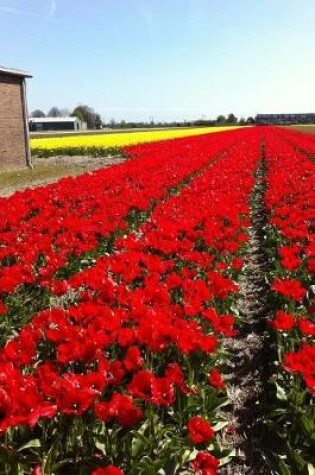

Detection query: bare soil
(284, 125), (315, 135)
(0, 154), (125, 197)
(221, 148), (271, 475)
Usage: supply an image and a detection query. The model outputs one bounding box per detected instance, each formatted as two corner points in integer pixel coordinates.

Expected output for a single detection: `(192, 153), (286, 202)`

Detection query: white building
(29, 116), (87, 132)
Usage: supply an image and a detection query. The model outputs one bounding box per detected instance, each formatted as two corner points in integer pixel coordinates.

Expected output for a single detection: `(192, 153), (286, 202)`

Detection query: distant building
(255, 113), (315, 125)
(0, 65), (32, 169)
(29, 116), (87, 132)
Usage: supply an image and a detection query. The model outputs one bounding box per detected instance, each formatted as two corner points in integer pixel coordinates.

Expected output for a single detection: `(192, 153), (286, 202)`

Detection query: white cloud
(48, 0), (56, 17)
(0, 0), (57, 19)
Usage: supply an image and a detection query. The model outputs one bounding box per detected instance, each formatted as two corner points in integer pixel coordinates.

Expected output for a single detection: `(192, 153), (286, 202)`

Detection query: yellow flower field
(31, 126), (242, 157)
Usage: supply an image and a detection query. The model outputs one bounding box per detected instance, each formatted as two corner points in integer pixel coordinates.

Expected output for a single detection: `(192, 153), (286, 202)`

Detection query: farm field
(30, 125), (242, 157)
(0, 126), (314, 475)
(0, 156), (126, 198)
(287, 124), (315, 135)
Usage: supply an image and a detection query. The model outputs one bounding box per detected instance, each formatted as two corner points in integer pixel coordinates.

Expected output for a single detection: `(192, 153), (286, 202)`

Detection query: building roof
(29, 117), (81, 123)
(0, 65), (32, 78)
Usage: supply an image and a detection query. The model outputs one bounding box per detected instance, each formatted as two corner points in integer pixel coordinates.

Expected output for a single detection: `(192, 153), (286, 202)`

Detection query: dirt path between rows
(221, 144), (271, 475)
(0, 155), (126, 197)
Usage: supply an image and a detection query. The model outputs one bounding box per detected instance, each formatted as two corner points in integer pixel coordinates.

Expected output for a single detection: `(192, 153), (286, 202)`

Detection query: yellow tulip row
(31, 126), (241, 155)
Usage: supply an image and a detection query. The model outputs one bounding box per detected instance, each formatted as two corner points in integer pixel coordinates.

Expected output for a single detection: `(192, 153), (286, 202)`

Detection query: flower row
(264, 130), (315, 473)
(30, 126), (241, 157)
(0, 129), (248, 297)
(0, 129), (262, 474)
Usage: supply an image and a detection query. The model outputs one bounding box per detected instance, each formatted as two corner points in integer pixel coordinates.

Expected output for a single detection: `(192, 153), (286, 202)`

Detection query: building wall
(29, 119), (85, 132)
(256, 113), (315, 125)
(30, 121), (76, 132)
(0, 74), (27, 169)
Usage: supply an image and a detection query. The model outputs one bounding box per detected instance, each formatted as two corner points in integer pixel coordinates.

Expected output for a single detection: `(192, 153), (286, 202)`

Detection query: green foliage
(31, 146), (122, 158)
(264, 224), (315, 474)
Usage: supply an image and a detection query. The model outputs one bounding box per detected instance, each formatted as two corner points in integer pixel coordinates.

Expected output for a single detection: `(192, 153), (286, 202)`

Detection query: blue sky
(1, 0), (314, 121)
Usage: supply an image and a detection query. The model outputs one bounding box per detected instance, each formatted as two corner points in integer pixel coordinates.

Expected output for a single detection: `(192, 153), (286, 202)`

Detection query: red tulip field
(0, 126), (314, 475)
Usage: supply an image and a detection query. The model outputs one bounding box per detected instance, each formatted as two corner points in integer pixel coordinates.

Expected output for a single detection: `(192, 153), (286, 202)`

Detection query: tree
(30, 109), (45, 118)
(246, 116), (255, 124)
(94, 113), (102, 129)
(227, 113), (238, 124)
(216, 115), (226, 124)
(72, 105), (101, 129)
(48, 107), (62, 117)
(238, 117), (246, 125)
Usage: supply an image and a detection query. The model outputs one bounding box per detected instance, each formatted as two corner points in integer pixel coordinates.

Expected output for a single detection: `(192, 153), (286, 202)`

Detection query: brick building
(255, 113), (315, 125)
(0, 65), (32, 169)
